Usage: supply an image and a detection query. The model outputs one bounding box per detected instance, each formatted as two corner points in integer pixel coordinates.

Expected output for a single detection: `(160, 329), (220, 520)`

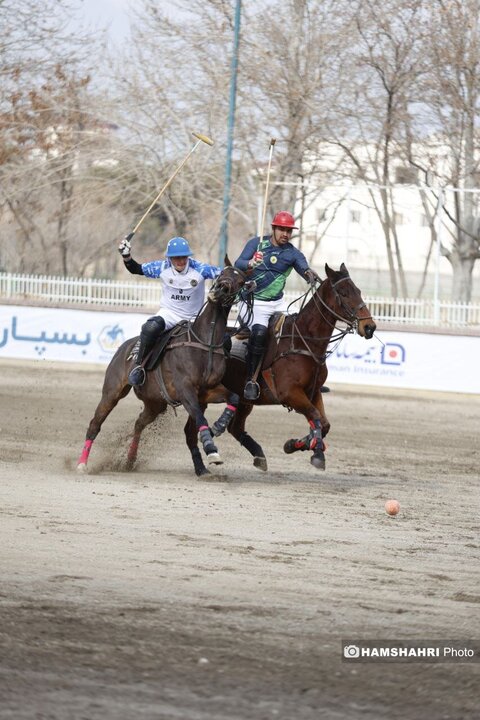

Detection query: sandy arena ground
(0, 358), (479, 719)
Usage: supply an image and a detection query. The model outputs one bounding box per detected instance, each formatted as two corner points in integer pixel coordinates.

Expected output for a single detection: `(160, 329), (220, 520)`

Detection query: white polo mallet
(125, 132), (214, 241)
(257, 137), (276, 241)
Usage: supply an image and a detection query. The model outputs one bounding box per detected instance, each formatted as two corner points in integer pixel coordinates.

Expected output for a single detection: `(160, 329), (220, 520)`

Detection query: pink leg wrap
(226, 404), (237, 412)
(199, 425), (209, 432)
(78, 439), (93, 465)
(128, 437), (140, 461)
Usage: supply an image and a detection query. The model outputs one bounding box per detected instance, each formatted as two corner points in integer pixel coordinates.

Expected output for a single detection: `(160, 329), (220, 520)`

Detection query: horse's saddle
(144, 322), (189, 371)
(127, 323), (189, 371)
(130, 320), (232, 372)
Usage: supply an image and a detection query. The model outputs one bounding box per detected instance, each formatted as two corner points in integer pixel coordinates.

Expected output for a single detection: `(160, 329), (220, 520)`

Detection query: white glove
(118, 236), (132, 258)
(248, 250), (263, 269)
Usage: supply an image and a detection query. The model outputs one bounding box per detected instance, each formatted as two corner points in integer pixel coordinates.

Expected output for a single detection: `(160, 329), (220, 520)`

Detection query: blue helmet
(165, 237), (193, 258)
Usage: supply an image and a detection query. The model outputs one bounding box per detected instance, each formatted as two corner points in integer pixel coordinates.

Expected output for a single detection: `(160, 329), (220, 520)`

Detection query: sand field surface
(0, 359), (479, 719)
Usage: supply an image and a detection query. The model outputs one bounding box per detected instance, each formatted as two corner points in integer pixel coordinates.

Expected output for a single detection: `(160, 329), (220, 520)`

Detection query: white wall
(297, 184), (480, 299)
(1, 305), (478, 394)
(301, 185), (446, 272)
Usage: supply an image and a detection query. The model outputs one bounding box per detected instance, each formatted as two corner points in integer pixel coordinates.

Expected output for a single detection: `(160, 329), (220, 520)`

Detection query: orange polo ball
(385, 499), (400, 516)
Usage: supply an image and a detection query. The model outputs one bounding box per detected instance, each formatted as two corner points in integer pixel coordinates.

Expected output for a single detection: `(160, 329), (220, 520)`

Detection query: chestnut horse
(76, 263), (248, 475)
(201, 262), (377, 474)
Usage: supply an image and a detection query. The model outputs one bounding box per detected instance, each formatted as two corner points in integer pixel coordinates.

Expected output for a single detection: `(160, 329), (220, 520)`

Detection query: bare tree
(322, 0), (428, 297)
(236, 0), (353, 212)
(0, 1), (134, 275)
(2, 0), (479, 301)
(410, 0), (480, 302)
(111, 0), (354, 263)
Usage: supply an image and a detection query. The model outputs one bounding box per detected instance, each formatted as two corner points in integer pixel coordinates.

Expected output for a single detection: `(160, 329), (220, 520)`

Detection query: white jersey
(141, 258), (222, 329)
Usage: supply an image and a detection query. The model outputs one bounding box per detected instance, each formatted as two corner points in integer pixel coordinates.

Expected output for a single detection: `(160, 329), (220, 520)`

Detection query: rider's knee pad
(141, 316), (166, 341)
(249, 323), (268, 353)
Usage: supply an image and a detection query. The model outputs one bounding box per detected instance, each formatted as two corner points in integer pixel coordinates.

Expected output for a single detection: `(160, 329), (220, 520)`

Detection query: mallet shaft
(258, 138), (276, 240)
(131, 131), (214, 236)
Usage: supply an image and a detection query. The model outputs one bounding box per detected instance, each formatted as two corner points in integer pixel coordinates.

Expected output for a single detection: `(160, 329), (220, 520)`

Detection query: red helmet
(271, 211), (298, 229)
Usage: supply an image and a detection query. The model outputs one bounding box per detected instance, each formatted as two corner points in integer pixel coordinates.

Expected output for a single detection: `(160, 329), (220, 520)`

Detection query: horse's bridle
(275, 274), (373, 367)
(314, 275), (373, 329)
(208, 267), (248, 307)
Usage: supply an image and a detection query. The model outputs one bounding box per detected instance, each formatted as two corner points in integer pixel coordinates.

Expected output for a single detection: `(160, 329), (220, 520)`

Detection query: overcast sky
(78, 0), (132, 43)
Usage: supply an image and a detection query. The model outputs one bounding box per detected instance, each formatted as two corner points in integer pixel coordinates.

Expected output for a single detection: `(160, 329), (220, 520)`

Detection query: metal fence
(1, 271), (480, 328)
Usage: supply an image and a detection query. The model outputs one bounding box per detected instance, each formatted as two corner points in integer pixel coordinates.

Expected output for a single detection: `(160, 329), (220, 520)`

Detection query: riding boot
(244, 324), (268, 401)
(128, 316), (166, 387)
(128, 337), (150, 386)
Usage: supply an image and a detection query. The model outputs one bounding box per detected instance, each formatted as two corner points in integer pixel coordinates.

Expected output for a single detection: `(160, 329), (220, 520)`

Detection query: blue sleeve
(292, 248), (309, 277)
(235, 237), (259, 271)
(141, 259), (167, 278)
(189, 259), (222, 279)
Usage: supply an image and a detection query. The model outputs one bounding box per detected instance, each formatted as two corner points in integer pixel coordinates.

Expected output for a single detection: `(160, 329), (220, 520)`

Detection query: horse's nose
(364, 323), (376, 339)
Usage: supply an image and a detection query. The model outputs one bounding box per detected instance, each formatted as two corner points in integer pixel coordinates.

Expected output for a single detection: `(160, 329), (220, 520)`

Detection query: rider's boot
(244, 324), (268, 401)
(128, 316), (166, 387)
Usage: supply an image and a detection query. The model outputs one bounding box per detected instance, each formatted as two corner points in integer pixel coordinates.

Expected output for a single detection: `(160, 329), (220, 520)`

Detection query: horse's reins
(273, 275), (373, 367)
(147, 269), (248, 407)
(260, 275), (370, 405)
(166, 270), (249, 374)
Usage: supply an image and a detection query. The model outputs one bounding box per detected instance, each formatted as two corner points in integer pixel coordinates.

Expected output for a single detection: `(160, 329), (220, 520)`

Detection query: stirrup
(128, 365), (146, 387)
(244, 380), (260, 401)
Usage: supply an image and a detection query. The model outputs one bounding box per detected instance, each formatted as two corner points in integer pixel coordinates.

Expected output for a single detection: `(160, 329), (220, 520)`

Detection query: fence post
(344, 187), (352, 262)
(433, 188), (444, 325)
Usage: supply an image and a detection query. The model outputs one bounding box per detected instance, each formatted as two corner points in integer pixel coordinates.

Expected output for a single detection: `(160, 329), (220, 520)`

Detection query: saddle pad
(230, 337), (248, 361)
(271, 312), (286, 337)
(126, 339), (140, 363)
(228, 326), (250, 340)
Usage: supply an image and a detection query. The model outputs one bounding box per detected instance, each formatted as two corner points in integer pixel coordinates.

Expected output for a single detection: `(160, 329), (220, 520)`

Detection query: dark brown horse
(76, 263), (248, 475)
(203, 262), (377, 472)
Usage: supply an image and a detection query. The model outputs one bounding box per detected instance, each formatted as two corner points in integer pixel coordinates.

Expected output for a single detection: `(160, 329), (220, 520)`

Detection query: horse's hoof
(283, 439), (296, 454)
(207, 452), (223, 466)
(253, 456), (267, 472)
(196, 466), (211, 476)
(310, 455), (326, 470)
(76, 463), (88, 474)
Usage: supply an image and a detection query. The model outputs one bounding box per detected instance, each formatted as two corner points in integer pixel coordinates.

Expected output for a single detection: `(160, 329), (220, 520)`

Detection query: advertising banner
(0, 305), (148, 365)
(327, 330), (480, 394)
(0, 305), (479, 394)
